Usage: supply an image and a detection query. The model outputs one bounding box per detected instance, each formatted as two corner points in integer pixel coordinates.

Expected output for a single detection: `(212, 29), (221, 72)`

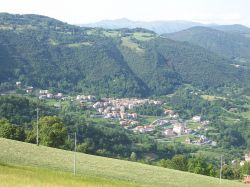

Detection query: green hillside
(1, 13), (250, 97)
(0, 164), (139, 187)
(0, 138), (246, 187)
(165, 26), (250, 66)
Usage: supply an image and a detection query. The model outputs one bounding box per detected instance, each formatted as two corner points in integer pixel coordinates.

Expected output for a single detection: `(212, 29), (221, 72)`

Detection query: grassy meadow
(0, 138), (248, 187)
(0, 163), (140, 187)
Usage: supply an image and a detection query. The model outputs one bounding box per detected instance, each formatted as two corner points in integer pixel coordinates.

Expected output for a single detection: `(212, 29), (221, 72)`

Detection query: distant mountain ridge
(81, 19), (203, 34)
(81, 18), (250, 34)
(211, 24), (250, 34)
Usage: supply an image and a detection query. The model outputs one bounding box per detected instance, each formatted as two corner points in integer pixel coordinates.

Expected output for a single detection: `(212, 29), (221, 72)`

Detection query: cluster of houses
(15, 82), (64, 99)
(91, 98), (161, 128)
(164, 122), (192, 136)
(185, 135), (217, 146)
(132, 125), (155, 133)
(16, 81), (34, 94)
(160, 111), (215, 145)
(76, 95), (96, 102)
(39, 90), (63, 100)
(128, 106), (214, 145)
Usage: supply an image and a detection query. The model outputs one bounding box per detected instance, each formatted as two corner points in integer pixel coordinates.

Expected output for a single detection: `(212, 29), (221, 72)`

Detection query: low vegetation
(0, 138), (246, 187)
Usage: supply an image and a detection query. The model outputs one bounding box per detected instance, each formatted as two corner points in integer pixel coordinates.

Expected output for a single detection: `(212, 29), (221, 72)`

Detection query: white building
(93, 102), (102, 109)
(120, 112), (128, 119)
(245, 153), (250, 162)
(46, 93), (53, 99)
(26, 86), (33, 93)
(192, 116), (201, 122)
(184, 128), (192, 134)
(164, 128), (174, 136)
(55, 93), (63, 99)
(16, 81), (21, 87)
(131, 113), (138, 119)
(173, 123), (184, 135)
(87, 95), (96, 102)
(98, 108), (104, 113)
(39, 90), (49, 95)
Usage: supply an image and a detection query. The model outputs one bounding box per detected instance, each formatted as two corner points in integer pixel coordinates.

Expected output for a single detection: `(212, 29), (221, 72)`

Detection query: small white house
(46, 93), (53, 99)
(164, 128), (174, 136)
(39, 90), (49, 95)
(16, 81), (22, 87)
(55, 93), (63, 99)
(192, 116), (201, 122)
(26, 86), (33, 93)
(173, 123), (184, 135)
(245, 153), (250, 162)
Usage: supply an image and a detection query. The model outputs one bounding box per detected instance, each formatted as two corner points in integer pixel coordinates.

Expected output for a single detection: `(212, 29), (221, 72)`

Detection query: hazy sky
(0, 0), (250, 26)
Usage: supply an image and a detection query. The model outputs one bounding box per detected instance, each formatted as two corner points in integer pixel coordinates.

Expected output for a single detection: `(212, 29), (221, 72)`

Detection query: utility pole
(36, 108), (39, 146)
(219, 155), (223, 185)
(74, 132), (76, 175)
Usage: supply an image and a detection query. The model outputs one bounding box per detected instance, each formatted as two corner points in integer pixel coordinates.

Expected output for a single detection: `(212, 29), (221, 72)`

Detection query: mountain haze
(82, 18), (203, 34)
(82, 18), (250, 35)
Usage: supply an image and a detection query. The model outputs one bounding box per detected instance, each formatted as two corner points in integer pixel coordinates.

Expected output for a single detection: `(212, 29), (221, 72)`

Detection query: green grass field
(201, 95), (225, 101)
(0, 138), (247, 187)
(121, 37), (144, 53)
(0, 163), (139, 187)
(132, 32), (155, 41)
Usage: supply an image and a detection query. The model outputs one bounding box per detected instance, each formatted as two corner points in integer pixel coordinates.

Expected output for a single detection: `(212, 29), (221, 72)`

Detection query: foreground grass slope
(0, 164), (139, 187)
(0, 138), (247, 187)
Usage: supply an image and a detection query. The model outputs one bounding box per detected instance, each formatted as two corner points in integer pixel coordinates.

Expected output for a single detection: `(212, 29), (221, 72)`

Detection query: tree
(27, 116), (67, 148)
(241, 162), (250, 176)
(170, 155), (188, 171)
(187, 156), (208, 175)
(158, 155), (188, 171)
(222, 165), (235, 179)
(207, 163), (217, 177)
(130, 152), (137, 161)
(0, 118), (26, 141)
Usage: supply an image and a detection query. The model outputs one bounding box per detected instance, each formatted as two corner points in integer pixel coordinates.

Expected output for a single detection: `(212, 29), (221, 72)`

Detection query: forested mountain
(0, 13), (250, 97)
(211, 24), (250, 34)
(165, 26), (250, 66)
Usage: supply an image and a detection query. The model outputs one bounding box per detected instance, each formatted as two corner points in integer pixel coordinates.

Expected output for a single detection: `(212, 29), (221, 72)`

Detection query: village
(10, 81), (217, 146)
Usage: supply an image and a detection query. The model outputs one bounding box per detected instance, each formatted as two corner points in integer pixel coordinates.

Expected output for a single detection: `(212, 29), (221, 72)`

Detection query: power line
(36, 108), (39, 146)
(219, 155), (223, 185)
(74, 132), (76, 176)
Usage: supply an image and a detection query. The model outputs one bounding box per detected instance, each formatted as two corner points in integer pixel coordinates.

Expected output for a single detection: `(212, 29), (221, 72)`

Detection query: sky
(0, 0), (250, 26)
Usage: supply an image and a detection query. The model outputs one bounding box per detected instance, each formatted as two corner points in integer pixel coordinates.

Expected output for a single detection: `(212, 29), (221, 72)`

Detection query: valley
(0, 12), (250, 186)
